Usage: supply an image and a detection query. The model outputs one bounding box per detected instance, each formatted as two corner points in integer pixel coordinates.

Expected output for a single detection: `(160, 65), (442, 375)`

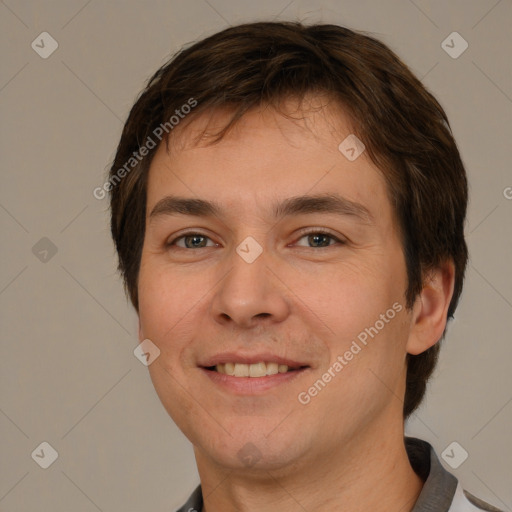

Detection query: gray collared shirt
(176, 437), (503, 511)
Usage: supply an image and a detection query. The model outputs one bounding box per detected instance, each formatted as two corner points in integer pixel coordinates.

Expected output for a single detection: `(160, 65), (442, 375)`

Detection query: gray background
(1, 0), (511, 510)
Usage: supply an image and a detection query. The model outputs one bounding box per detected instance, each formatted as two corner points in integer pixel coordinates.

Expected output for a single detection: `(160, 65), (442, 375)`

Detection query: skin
(137, 96), (455, 512)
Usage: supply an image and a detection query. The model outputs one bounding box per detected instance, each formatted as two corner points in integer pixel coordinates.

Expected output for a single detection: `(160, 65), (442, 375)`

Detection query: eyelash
(166, 228), (345, 249)
(295, 228), (346, 248)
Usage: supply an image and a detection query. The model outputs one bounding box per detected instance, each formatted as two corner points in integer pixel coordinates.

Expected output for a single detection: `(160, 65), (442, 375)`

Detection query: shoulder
(404, 437), (504, 512)
(463, 488), (505, 512)
(450, 482), (505, 512)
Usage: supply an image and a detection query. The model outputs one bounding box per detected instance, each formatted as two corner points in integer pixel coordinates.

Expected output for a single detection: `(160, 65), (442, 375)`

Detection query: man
(108, 21), (502, 512)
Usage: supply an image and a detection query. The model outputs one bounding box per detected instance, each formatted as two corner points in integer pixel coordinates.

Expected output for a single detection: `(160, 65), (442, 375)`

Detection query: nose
(210, 242), (291, 329)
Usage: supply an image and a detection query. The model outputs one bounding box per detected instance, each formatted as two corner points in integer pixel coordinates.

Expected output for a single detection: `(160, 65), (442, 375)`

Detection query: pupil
(186, 235), (206, 248)
(309, 234), (329, 247)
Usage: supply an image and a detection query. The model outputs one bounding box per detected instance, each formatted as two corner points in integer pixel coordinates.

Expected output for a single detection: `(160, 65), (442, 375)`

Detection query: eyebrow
(149, 193), (374, 224)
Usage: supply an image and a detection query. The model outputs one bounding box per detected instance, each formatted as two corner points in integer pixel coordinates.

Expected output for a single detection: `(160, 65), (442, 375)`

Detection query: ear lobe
(406, 260), (456, 356)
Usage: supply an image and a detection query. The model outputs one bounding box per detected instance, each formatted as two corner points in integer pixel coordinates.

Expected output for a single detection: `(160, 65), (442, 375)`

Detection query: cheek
(299, 262), (399, 333)
(137, 260), (202, 348)
(300, 261), (408, 389)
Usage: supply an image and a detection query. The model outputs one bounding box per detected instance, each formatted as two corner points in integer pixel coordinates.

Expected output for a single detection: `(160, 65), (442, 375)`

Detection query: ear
(406, 260), (456, 355)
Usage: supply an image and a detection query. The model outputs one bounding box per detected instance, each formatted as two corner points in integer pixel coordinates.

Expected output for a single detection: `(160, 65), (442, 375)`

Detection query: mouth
(198, 353), (311, 393)
(199, 354), (311, 394)
(205, 361), (309, 378)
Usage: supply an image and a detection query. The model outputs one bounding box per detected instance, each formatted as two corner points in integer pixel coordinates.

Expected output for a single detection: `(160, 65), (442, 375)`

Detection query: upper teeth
(216, 362), (291, 377)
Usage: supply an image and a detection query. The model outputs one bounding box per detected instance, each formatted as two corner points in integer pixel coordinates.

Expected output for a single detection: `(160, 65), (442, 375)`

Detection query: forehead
(165, 94), (355, 155)
(145, 97), (392, 226)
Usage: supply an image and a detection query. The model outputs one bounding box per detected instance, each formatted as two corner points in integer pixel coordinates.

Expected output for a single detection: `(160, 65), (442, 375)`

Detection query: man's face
(138, 99), (413, 471)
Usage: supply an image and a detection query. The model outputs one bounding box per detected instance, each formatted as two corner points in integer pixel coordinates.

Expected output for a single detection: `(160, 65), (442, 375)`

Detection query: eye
(167, 233), (217, 249)
(294, 230), (345, 248)
(166, 230), (344, 250)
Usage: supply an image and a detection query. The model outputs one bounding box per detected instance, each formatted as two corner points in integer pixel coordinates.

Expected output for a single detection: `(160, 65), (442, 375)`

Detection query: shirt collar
(407, 436), (458, 512)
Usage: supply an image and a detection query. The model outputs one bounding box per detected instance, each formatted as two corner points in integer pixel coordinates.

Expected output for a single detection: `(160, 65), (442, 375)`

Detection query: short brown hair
(108, 21), (468, 419)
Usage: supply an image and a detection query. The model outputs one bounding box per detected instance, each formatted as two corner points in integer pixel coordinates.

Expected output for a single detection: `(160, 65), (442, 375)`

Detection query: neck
(194, 415), (424, 512)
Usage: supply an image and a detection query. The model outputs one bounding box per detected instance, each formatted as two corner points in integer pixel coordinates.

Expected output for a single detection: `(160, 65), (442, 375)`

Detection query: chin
(192, 423), (310, 472)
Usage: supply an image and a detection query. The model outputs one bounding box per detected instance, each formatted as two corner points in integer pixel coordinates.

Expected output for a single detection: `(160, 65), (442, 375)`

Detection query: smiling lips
(214, 362), (301, 377)
(202, 356), (310, 393)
